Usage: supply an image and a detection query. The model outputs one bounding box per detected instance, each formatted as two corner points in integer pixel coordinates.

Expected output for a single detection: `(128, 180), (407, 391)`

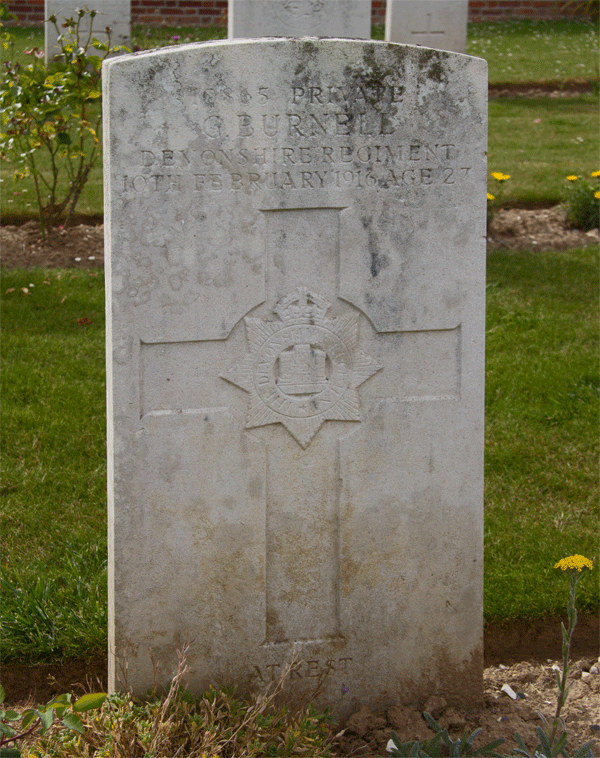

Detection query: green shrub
(563, 171), (600, 230)
(0, 8), (125, 235)
(0, 685), (106, 758)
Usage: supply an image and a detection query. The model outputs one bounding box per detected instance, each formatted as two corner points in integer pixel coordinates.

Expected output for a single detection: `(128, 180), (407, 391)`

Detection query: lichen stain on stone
(361, 216), (389, 279)
(361, 44), (407, 87)
(417, 48), (451, 86)
(133, 58), (184, 117)
(294, 40), (318, 76)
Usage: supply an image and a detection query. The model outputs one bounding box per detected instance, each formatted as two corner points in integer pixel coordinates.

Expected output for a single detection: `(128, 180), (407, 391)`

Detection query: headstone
(45, 0), (130, 65)
(385, 0), (469, 54)
(104, 38), (487, 714)
(228, 0), (371, 39)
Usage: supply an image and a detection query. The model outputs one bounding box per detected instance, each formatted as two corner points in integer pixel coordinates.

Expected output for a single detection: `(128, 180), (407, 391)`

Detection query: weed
(388, 712), (506, 756)
(386, 556), (596, 758)
(20, 646), (334, 757)
(511, 555), (595, 758)
(0, 685), (106, 758)
(487, 172), (511, 227)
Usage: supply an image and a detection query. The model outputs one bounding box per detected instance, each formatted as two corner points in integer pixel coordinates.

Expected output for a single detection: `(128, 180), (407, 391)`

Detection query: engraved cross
(138, 205), (460, 648)
(411, 13), (446, 46)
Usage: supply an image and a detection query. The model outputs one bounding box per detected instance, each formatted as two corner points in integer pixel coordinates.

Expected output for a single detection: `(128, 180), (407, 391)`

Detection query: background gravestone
(228, 0), (371, 39)
(385, 0), (469, 53)
(45, 0), (130, 65)
(104, 38), (487, 713)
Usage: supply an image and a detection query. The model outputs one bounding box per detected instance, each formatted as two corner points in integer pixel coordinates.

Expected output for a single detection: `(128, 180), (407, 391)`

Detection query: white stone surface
(104, 38), (487, 714)
(45, 0), (130, 65)
(385, 0), (468, 54)
(228, 0), (371, 39)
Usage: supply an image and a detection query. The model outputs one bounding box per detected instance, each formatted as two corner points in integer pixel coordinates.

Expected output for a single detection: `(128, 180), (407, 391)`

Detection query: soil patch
(2, 617), (598, 756)
(0, 220), (105, 270)
(487, 206), (598, 252)
(1, 207), (597, 271)
(488, 81), (595, 99)
(335, 657), (600, 757)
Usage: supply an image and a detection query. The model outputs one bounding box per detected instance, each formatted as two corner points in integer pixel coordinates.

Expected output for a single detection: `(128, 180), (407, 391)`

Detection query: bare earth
(2, 642), (599, 756)
(335, 656), (600, 756)
(1, 212), (598, 754)
(0, 206), (598, 270)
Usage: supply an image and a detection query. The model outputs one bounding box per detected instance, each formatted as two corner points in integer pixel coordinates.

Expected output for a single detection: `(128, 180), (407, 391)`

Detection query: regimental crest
(221, 287), (382, 448)
(275, 0), (332, 28)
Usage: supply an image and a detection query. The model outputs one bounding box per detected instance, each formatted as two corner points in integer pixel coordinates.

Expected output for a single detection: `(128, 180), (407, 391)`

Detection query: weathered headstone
(45, 0), (130, 65)
(385, 0), (468, 54)
(104, 38), (487, 714)
(228, 0), (371, 39)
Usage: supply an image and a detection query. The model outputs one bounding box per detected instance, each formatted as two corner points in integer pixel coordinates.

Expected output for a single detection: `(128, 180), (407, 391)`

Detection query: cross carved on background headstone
(410, 13), (446, 46)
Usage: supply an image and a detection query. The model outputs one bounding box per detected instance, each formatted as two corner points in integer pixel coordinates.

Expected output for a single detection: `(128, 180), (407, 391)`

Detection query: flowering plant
(513, 554), (595, 758)
(563, 171), (600, 231)
(487, 172), (511, 229)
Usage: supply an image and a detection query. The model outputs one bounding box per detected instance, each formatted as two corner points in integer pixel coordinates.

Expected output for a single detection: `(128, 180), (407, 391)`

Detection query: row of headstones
(45, 0), (469, 63)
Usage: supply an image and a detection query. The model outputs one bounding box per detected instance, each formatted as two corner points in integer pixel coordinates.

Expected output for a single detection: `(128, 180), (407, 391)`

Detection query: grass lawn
(485, 247), (599, 618)
(5, 19), (598, 83)
(488, 96), (597, 206)
(466, 19), (598, 84)
(1, 270), (107, 661)
(1, 245), (598, 664)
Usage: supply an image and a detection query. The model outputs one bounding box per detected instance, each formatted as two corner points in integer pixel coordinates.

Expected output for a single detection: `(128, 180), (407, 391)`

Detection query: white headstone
(45, 1), (130, 65)
(385, 0), (468, 54)
(104, 38), (487, 714)
(228, 0), (371, 39)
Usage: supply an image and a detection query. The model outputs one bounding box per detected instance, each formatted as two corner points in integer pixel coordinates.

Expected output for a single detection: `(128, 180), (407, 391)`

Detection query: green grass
(1, 248), (598, 664)
(467, 19), (599, 85)
(488, 96), (599, 206)
(1, 269), (107, 661)
(1, 17), (598, 663)
(131, 23), (227, 47)
(484, 246), (599, 618)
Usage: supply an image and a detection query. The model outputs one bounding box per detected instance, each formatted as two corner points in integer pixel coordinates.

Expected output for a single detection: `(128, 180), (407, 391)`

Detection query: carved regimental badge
(274, 0), (332, 29)
(221, 288), (382, 448)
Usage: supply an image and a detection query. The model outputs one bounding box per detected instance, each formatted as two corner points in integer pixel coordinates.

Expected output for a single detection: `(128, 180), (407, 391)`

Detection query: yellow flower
(491, 172), (510, 182)
(566, 175), (578, 181)
(595, 191), (600, 199)
(591, 170), (600, 177)
(487, 193), (495, 201)
(554, 554), (594, 572)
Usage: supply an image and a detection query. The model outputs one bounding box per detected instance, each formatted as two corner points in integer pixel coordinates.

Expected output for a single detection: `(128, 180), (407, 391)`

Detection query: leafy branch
(0, 7), (127, 235)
